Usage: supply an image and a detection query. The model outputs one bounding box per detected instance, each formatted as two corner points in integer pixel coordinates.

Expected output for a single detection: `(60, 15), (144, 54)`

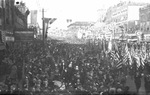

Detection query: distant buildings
(105, 1), (148, 39)
(29, 10), (38, 26)
(139, 4), (150, 41)
(67, 21), (94, 30)
(67, 21), (95, 39)
(97, 8), (107, 22)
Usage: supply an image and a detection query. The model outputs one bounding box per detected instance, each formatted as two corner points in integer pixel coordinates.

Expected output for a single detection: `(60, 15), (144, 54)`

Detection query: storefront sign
(5, 36), (15, 42)
(15, 31), (34, 41)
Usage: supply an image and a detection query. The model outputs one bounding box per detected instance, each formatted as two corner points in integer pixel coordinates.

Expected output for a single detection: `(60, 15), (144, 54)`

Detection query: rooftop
(67, 21), (95, 28)
(140, 4), (150, 10)
(107, 1), (148, 11)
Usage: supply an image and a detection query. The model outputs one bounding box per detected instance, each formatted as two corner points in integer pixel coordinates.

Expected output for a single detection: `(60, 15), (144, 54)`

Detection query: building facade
(29, 10), (38, 26)
(139, 4), (150, 41)
(5, 0), (15, 42)
(14, 1), (30, 30)
(97, 8), (107, 22)
(67, 22), (95, 39)
(105, 1), (147, 39)
(0, 0), (15, 50)
(0, 0), (30, 50)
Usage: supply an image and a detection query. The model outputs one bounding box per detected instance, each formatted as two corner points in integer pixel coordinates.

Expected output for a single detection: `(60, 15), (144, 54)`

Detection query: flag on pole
(49, 18), (57, 24)
(116, 59), (123, 69)
(140, 57), (145, 67)
(113, 41), (118, 51)
(116, 52), (128, 69)
(102, 39), (105, 51)
(108, 40), (112, 52)
(136, 57), (141, 68)
(125, 43), (132, 65)
(110, 51), (120, 61)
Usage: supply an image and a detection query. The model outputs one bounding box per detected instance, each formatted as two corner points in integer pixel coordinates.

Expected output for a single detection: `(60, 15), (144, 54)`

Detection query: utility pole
(42, 8), (45, 43)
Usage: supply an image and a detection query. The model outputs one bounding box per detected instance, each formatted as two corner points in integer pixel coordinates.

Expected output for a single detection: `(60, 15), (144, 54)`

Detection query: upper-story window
(147, 27), (149, 31)
(112, 8), (127, 17)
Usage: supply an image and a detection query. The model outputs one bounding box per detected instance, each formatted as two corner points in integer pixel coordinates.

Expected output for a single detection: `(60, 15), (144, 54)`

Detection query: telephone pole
(42, 8), (45, 42)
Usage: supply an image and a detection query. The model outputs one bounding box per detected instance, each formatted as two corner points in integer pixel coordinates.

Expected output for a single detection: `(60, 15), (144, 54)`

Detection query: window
(147, 22), (150, 25)
(6, 17), (9, 24)
(147, 27), (149, 31)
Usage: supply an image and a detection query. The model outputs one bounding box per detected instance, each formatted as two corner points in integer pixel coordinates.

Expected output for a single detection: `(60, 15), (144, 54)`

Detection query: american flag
(116, 59), (123, 69)
(140, 57), (145, 68)
(130, 45), (142, 68)
(140, 44), (147, 60)
(132, 52), (143, 68)
(108, 40), (112, 52)
(139, 44), (147, 67)
(110, 51), (120, 61)
(115, 53), (128, 69)
(134, 57), (141, 68)
(125, 44), (132, 65)
(115, 44), (132, 69)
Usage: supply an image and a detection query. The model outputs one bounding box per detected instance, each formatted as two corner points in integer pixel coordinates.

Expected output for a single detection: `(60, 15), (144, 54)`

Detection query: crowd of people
(0, 39), (150, 95)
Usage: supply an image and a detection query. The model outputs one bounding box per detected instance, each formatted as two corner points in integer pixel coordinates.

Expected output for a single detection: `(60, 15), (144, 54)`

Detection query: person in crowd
(0, 39), (147, 95)
(134, 72), (141, 93)
(123, 86), (130, 94)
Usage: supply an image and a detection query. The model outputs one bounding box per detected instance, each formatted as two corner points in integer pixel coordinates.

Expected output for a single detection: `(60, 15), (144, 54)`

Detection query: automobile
(127, 36), (139, 42)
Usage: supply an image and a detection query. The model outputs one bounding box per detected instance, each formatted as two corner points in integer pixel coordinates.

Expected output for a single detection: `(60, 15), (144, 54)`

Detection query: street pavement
(125, 75), (146, 95)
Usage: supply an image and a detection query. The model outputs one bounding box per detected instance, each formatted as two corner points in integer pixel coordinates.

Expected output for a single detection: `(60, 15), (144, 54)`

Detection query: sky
(24, 0), (121, 21)
(20, 0), (150, 29)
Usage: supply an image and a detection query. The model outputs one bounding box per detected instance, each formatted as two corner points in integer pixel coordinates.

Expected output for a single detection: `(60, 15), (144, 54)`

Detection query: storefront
(144, 33), (150, 42)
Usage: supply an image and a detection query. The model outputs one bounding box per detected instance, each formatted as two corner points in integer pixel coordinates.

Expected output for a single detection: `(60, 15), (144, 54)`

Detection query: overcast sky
(21, 0), (150, 29)
(24, 0), (150, 20)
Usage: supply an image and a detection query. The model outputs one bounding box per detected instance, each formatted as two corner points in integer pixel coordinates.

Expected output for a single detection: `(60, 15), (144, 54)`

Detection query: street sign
(49, 18), (57, 24)
(14, 31), (34, 41)
(5, 36), (15, 42)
